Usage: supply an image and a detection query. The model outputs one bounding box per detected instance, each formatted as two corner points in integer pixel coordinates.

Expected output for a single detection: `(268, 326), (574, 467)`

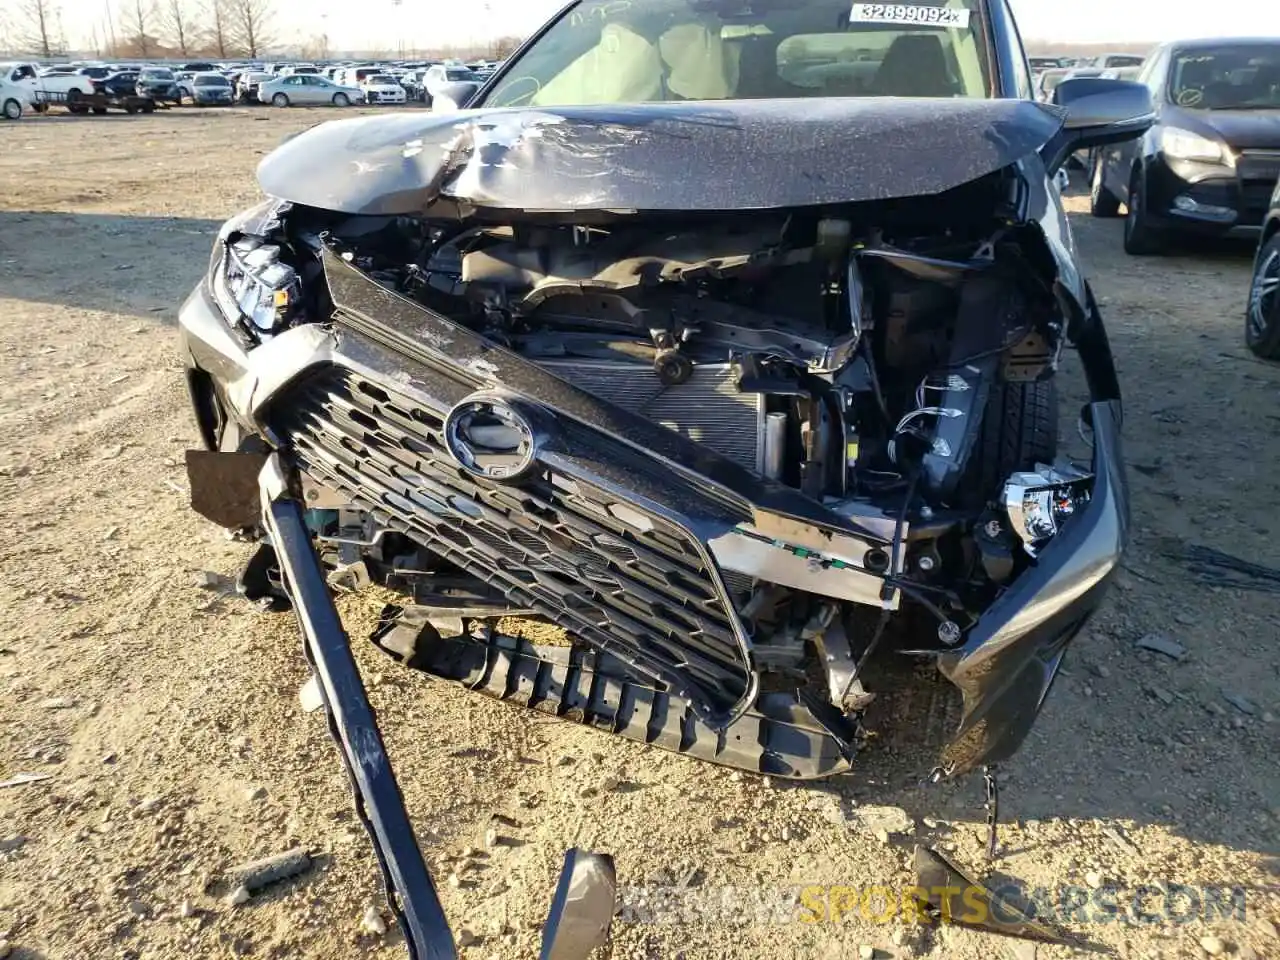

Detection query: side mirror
(1041, 77), (1154, 171)
(539, 850), (617, 960)
(431, 80), (480, 113)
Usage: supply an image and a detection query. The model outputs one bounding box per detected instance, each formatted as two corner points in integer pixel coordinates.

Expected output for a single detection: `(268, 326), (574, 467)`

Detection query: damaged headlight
(1003, 464), (1092, 556)
(211, 236), (302, 335)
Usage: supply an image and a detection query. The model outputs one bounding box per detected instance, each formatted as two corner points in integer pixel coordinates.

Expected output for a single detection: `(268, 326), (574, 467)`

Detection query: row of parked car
(0, 57), (504, 117)
(1034, 39), (1280, 361)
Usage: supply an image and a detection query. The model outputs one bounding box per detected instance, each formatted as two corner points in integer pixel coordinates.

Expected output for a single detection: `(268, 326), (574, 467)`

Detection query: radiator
(535, 360), (765, 473)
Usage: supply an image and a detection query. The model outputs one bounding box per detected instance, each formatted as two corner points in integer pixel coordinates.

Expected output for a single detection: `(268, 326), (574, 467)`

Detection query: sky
(19, 0), (1280, 55)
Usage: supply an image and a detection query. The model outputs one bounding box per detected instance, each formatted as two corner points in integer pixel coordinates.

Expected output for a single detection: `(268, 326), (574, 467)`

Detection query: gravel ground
(0, 108), (1278, 960)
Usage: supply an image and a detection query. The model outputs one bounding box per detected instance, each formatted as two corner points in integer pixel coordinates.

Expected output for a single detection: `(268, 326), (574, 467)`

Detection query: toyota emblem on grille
(443, 396), (538, 482)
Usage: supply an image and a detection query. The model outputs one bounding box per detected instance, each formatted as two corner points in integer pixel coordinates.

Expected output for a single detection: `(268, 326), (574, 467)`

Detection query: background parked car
(1036, 67), (1069, 101)
(92, 71), (141, 99)
(237, 71), (273, 104)
(136, 67), (182, 105)
(1092, 37), (1280, 255)
(361, 73), (407, 105)
(1, 60), (97, 103)
(1092, 52), (1147, 70)
(259, 74), (363, 107)
(1247, 178), (1280, 359)
(0, 75), (33, 119)
(422, 64), (478, 105)
(191, 72), (235, 105)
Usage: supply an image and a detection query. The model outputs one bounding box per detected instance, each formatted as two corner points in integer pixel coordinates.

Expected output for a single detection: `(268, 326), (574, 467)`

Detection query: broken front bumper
(178, 252), (1128, 778)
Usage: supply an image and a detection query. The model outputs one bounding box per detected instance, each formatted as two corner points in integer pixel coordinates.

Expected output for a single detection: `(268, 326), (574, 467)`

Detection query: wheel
(125, 104), (137, 114)
(272, 93), (289, 107)
(1246, 233), (1280, 360)
(91, 106), (107, 115)
(1, 98), (20, 120)
(1124, 169), (1165, 255)
(333, 93), (350, 107)
(141, 101), (155, 113)
(961, 380), (1059, 509)
(67, 89), (88, 114)
(1089, 154), (1121, 218)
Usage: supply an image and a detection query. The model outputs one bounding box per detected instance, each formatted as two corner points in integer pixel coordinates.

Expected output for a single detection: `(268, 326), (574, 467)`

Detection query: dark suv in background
(1090, 37), (1280, 254)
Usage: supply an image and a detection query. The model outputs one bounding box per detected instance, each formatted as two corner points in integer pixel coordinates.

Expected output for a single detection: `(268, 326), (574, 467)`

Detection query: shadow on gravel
(0, 210), (221, 320)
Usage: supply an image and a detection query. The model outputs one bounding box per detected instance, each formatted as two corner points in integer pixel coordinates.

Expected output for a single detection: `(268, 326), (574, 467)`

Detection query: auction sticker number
(850, 3), (971, 27)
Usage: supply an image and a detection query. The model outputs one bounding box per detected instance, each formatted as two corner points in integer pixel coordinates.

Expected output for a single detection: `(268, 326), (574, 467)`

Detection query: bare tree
(163, 0), (197, 56)
(15, 0), (56, 58)
(226, 0), (272, 58)
(488, 35), (523, 60)
(121, 0), (159, 58)
(203, 0), (229, 57)
(300, 32), (330, 62)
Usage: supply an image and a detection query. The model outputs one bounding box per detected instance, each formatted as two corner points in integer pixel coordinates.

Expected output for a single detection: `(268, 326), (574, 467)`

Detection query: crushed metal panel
(256, 99), (1066, 216)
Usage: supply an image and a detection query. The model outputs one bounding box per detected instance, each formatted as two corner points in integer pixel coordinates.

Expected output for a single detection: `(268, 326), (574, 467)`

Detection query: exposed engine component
(187, 134), (1122, 788)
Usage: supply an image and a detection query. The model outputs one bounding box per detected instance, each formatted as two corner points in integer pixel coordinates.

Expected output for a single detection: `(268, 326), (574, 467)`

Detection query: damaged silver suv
(177, 1), (1154, 952)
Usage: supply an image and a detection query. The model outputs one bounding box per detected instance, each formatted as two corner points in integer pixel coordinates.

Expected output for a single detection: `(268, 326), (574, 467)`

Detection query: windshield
(196, 75), (230, 86)
(446, 68), (476, 81)
(1169, 45), (1280, 110)
(142, 69), (174, 79)
(484, 0), (991, 107)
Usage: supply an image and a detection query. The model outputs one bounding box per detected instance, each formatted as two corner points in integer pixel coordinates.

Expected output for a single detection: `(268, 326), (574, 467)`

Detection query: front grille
(1238, 150), (1280, 184)
(537, 361), (763, 472)
(269, 365), (751, 710)
(1239, 150), (1280, 221)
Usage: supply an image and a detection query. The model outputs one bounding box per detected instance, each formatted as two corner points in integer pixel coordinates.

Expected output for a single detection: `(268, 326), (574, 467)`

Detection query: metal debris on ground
(911, 846), (1068, 945)
(1221, 690), (1257, 716)
(1135, 633), (1187, 661)
(224, 846), (313, 892)
(1181, 544), (1280, 595)
(0, 773), (54, 789)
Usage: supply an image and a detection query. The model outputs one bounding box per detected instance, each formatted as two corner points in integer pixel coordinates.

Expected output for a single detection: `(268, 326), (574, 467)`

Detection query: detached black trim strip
(263, 485), (457, 960)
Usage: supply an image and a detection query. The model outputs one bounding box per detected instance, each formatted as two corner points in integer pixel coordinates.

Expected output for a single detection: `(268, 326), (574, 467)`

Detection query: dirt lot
(1, 107), (1278, 960)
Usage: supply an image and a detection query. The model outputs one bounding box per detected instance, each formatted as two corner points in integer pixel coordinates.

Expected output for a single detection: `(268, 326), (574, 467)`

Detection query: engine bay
(209, 169), (1094, 708)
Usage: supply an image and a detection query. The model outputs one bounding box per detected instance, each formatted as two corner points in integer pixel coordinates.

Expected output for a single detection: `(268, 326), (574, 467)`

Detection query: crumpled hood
(256, 97), (1066, 216)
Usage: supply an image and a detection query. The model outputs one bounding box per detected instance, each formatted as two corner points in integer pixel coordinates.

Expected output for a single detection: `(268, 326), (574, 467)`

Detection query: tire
(333, 93), (350, 107)
(91, 106), (107, 115)
(1, 98), (20, 120)
(1246, 233), (1280, 360)
(1124, 168), (1165, 255)
(67, 89), (88, 115)
(1089, 154), (1121, 218)
(962, 380), (1059, 509)
(272, 93), (289, 107)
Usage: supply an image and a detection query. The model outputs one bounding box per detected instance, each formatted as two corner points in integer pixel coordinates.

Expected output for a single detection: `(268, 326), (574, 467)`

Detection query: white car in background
(1, 61), (97, 104)
(360, 74), (407, 105)
(0, 75), (34, 119)
(421, 63), (478, 105)
(259, 73), (363, 107)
